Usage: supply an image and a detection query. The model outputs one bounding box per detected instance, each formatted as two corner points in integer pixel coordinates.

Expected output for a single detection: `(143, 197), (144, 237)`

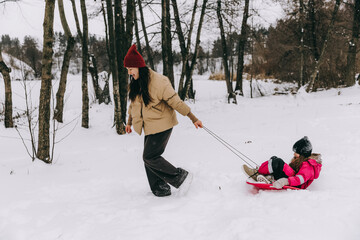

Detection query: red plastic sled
(246, 180), (300, 190)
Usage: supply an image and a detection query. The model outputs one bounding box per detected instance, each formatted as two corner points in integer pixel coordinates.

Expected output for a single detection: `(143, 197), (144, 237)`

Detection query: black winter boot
(152, 182), (171, 197)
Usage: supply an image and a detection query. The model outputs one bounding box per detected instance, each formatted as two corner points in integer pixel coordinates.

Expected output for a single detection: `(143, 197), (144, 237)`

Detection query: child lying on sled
(243, 136), (322, 189)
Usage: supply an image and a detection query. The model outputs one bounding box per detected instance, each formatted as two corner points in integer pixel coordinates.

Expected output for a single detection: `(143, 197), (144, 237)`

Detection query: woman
(243, 136), (322, 189)
(124, 44), (203, 197)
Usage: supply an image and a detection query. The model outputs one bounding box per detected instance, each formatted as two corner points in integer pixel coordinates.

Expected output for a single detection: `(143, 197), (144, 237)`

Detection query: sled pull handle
(202, 126), (259, 168)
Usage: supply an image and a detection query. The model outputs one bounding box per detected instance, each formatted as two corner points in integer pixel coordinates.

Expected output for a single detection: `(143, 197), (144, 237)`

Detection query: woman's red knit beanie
(123, 44), (146, 68)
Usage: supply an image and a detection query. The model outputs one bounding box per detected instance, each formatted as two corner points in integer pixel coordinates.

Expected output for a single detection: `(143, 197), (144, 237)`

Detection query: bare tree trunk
(172, 0), (197, 94)
(80, 0), (89, 128)
(161, 0), (175, 87)
(229, 26), (234, 83)
(235, 0), (250, 96)
(181, 0), (208, 100)
(299, 0), (305, 87)
(306, 0), (341, 92)
(306, 0), (320, 88)
(124, 0), (135, 121)
(37, 0), (55, 163)
(106, 0), (125, 134)
(115, 0), (134, 124)
(137, 0), (155, 70)
(114, 0), (124, 121)
(70, 0), (83, 39)
(134, 3), (142, 55)
(0, 46), (13, 128)
(345, 0), (360, 87)
(54, 0), (75, 123)
(216, 0), (236, 104)
(123, 0), (135, 119)
(88, 55), (103, 103)
(308, 0), (320, 62)
(101, 0), (110, 62)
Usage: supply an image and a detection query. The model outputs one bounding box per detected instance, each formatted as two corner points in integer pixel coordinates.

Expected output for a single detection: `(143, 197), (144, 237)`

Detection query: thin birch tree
(37, 0), (55, 162)
(54, 0), (76, 123)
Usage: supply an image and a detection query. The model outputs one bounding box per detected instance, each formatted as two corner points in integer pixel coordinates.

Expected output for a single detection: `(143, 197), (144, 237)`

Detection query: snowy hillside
(0, 73), (360, 240)
(0, 53), (35, 81)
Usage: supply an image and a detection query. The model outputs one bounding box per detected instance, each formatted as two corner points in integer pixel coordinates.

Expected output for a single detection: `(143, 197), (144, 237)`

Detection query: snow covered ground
(1, 74), (360, 240)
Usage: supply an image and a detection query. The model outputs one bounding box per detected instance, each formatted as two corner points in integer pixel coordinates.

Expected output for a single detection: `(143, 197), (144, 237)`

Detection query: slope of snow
(0, 74), (359, 240)
(0, 53), (35, 81)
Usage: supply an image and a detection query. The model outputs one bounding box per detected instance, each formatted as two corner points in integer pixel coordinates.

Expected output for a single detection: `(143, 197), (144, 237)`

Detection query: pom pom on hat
(123, 44), (146, 68)
(293, 136), (312, 158)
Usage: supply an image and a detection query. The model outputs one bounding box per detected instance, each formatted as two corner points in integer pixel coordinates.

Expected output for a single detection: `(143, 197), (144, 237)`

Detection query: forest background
(0, 0), (359, 161)
(1, 1), (360, 239)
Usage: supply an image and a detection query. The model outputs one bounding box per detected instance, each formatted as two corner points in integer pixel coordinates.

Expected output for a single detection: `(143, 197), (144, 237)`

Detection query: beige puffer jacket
(127, 69), (191, 135)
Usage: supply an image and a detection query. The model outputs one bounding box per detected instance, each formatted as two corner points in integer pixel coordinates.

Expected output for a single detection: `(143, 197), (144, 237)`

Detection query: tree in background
(345, 0), (360, 87)
(80, 0), (89, 128)
(258, 0), (348, 90)
(22, 36), (42, 77)
(54, 0), (76, 123)
(1, 35), (21, 61)
(161, 0), (175, 87)
(262, 18), (304, 83)
(104, 0), (133, 135)
(216, 0), (236, 103)
(106, 0), (122, 134)
(1, 0), (358, 109)
(136, 0), (155, 70)
(133, 1), (142, 56)
(299, 0), (305, 87)
(235, 0), (250, 96)
(172, 0), (197, 98)
(0, 45), (13, 128)
(88, 35), (109, 73)
(37, 0), (55, 163)
(306, 0), (342, 92)
(114, 0), (134, 126)
(172, 0), (192, 94)
(179, 0), (208, 100)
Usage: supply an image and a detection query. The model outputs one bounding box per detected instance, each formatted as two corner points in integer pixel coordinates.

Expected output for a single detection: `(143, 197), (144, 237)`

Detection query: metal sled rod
(202, 126), (259, 168)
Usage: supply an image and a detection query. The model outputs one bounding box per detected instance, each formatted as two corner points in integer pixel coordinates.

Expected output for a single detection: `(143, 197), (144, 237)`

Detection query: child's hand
(272, 178), (289, 189)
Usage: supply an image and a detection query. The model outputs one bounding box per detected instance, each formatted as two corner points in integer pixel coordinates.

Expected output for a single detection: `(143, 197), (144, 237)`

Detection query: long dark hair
(289, 155), (309, 173)
(128, 67), (152, 106)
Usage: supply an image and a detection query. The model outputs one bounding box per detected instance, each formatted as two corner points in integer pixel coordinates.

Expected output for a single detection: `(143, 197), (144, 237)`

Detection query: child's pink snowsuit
(258, 155), (322, 189)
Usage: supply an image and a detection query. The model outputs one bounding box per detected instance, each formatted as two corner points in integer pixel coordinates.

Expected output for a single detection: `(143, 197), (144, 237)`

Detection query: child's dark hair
(289, 155), (309, 173)
(128, 67), (152, 106)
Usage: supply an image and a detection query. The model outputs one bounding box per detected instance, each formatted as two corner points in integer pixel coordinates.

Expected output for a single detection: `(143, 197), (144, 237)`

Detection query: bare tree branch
(0, 0), (20, 4)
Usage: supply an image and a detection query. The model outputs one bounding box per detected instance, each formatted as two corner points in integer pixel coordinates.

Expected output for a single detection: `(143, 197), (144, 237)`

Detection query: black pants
(143, 128), (187, 192)
(269, 156), (289, 180)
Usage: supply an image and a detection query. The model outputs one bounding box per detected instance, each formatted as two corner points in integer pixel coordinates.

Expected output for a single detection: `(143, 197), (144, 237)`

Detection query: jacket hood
(308, 153), (322, 179)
